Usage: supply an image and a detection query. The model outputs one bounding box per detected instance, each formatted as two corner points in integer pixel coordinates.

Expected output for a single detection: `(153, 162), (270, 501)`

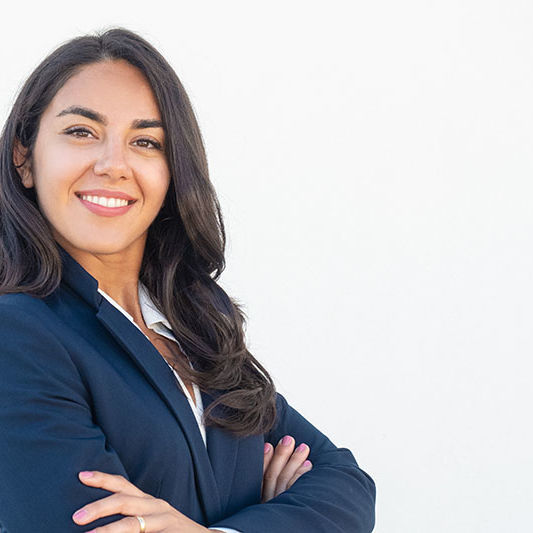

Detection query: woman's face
(15, 59), (171, 259)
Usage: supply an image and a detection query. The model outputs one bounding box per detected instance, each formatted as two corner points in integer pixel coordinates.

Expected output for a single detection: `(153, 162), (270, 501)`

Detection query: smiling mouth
(75, 192), (136, 208)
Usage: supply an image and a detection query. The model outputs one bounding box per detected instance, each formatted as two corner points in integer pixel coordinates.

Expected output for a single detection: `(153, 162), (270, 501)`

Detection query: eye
(134, 138), (162, 150)
(64, 127), (93, 138)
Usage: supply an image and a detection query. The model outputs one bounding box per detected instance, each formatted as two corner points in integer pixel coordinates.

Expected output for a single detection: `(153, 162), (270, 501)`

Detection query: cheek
(148, 170), (172, 207)
(33, 145), (89, 202)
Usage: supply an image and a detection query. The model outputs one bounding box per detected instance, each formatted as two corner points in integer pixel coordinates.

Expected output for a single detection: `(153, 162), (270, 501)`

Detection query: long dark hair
(0, 27), (276, 437)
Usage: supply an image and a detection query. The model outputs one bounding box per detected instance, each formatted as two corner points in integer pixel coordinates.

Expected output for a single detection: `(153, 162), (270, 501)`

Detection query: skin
(14, 59), (169, 321)
(13, 59), (312, 532)
(261, 436), (312, 502)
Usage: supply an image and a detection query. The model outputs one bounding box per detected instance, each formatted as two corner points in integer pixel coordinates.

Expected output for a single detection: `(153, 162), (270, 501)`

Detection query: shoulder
(0, 292), (80, 378)
(0, 292), (49, 311)
(0, 292), (64, 338)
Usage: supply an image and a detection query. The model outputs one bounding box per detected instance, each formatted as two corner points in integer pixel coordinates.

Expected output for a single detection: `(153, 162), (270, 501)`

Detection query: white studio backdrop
(1, 1), (531, 531)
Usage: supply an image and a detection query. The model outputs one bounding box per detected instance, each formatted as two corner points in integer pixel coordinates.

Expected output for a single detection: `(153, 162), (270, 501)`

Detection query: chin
(55, 235), (138, 256)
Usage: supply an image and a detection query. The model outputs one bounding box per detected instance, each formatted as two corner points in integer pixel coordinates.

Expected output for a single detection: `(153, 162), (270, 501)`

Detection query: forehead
(44, 60), (161, 123)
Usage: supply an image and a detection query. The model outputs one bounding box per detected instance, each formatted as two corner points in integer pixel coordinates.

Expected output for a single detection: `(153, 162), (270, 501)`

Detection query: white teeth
(80, 195), (130, 208)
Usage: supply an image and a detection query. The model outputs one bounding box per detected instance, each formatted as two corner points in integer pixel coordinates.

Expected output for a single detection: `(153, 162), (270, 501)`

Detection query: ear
(12, 138), (34, 189)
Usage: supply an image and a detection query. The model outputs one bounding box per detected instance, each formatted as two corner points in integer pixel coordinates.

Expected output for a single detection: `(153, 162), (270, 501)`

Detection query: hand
(261, 435), (313, 503)
(72, 470), (211, 532)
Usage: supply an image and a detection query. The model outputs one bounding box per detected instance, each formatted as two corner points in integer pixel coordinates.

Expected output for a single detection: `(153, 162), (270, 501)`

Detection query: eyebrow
(56, 105), (164, 129)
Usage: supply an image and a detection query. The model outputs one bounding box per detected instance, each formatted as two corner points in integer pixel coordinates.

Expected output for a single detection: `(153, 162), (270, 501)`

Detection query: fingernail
(304, 460), (312, 467)
(79, 471), (93, 478)
(264, 443), (271, 454)
(73, 509), (88, 520)
(282, 435), (292, 446)
(296, 443), (307, 452)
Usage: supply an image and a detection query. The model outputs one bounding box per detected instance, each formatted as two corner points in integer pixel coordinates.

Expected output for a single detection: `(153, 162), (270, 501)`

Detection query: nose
(93, 137), (133, 182)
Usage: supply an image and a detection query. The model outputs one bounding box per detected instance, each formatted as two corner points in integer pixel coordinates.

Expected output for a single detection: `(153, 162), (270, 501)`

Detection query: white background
(1, 2), (532, 531)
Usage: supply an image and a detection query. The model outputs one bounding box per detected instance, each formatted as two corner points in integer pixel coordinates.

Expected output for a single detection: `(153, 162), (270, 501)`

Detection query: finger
(273, 443), (310, 498)
(262, 442), (274, 475)
(78, 471), (146, 498)
(82, 512), (175, 533)
(262, 435), (295, 502)
(261, 442), (274, 498)
(72, 493), (158, 527)
(286, 459), (313, 490)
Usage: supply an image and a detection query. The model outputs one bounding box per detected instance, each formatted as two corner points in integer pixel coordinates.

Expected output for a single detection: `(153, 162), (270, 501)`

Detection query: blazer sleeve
(0, 303), (132, 532)
(209, 392), (376, 533)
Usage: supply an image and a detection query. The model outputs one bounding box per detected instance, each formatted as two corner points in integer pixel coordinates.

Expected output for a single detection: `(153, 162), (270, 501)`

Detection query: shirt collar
(137, 282), (173, 330)
(97, 282), (172, 331)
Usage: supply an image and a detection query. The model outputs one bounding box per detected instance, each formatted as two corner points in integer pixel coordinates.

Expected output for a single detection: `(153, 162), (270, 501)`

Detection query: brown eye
(134, 138), (162, 150)
(64, 127), (93, 138)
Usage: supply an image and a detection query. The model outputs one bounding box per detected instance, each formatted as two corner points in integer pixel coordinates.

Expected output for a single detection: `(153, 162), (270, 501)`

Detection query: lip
(75, 189), (137, 201)
(77, 195), (136, 217)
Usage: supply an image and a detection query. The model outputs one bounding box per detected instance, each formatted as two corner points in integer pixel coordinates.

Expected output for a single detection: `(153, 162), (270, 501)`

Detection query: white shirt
(98, 283), (241, 533)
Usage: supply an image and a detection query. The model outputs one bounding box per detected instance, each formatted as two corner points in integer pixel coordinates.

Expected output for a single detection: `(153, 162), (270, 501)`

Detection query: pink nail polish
(79, 471), (93, 478)
(282, 435), (292, 446)
(73, 509), (88, 520)
(264, 443), (271, 454)
(296, 443), (307, 452)
(304, 460), (312, 467)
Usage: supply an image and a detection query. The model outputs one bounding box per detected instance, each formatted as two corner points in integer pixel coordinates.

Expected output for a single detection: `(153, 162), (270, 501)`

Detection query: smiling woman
(0, 28), (375, 533)
(13, 60), (171, 257)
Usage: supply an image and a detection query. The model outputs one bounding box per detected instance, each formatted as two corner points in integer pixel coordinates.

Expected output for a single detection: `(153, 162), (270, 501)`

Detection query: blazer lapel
(202, 390), (239, 513)
(95, 302), (224, 523)
(58, 246), (227, 524)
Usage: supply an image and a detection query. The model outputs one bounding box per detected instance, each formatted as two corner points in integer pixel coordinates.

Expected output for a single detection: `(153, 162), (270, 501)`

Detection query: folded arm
(210, 392), (376, 532)
(0, 303), (140, 532)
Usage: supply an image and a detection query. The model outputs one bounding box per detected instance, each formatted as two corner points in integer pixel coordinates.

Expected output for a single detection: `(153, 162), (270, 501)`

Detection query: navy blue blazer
(0, 247), (375, 532)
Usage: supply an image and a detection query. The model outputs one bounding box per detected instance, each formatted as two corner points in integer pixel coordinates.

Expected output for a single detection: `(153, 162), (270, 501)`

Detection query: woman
(0, 28), (376, 532)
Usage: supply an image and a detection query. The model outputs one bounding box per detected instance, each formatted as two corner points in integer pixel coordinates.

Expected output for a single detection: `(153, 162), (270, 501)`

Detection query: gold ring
(135, 515), (146, 533)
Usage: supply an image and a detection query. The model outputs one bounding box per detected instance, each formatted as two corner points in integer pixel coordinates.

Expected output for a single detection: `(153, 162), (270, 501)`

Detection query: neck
(56, 236), (146, 322)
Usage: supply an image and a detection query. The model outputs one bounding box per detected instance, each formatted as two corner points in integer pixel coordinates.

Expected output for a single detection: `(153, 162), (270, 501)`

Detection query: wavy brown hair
(0, 27), (276, 437)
